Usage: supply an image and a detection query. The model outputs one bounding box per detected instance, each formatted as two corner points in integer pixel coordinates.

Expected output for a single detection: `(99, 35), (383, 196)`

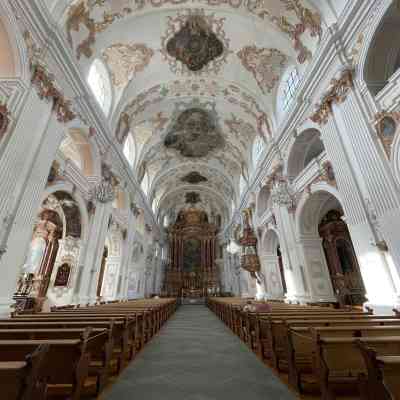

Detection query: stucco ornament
(102, 43), (154, 88)
(91, 163), (119, 203)
(237, 46), (287, 94)
(271, 178), (295, 209)
(164, 102), (225, 158)
(161, 9), (231, 75)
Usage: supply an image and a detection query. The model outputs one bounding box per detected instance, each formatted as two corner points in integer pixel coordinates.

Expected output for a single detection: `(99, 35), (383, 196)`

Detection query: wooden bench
(0, 344), (49, 400)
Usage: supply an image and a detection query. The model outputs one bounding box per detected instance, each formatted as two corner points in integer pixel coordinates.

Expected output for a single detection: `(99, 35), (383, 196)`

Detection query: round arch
(286, 128), (324, 180)
(358, 0), (399, 96)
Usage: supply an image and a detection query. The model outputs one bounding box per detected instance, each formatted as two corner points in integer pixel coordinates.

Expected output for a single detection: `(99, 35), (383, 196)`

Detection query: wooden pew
(356, 341), (400, 400)
(0, 331), (96, 400)
(315, 335), (400, 399)
(0, 344), (49, 400)
(4, 316), (135, 373)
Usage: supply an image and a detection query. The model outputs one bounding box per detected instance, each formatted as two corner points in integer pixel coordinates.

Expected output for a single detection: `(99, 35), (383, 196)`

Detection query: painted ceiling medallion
(166, 15), (223, 71)
(161, 10), (230, 75)
(164, 101), (224, 158)
(181, 171), (208, 184)
(237, 46), (287, 94)
(102, 43), (154, 88)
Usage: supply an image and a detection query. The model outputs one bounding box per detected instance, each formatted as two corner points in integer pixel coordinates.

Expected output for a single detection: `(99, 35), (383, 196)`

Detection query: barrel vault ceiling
(58, 0), (327, 227)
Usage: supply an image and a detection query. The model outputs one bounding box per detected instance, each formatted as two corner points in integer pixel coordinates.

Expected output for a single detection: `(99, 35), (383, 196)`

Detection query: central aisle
(103, 305), (296, 400)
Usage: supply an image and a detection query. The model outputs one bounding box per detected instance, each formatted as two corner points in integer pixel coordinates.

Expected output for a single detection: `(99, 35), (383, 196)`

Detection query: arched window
(123, 134), (135, 167)
(252, 136), (264, 167)
(87, 59), (112, 115)
(141, 171), (150, 195)
(277, 66), (301, 117)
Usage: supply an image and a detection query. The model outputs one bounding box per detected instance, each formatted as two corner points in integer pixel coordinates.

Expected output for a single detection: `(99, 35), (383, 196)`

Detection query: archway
(259, 229), (286, 300)
(16, 191), (82, 312)
(319, 210), (366, 307)
(98, 226), (123, 301)
(296, 187), (363, 305)
(363, 2), (400, 96)
(286, 128), (324, 180)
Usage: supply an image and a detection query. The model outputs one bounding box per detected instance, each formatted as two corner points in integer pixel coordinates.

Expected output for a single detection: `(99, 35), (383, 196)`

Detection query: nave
(102, 305), (294, 400)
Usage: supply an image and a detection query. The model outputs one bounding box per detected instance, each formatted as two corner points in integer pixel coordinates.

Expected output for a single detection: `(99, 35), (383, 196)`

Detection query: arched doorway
(319, 210), (366, 307)
(297, 187), (365, 306)
(15, 191), (82, 312)
(259, 229), (286, 300)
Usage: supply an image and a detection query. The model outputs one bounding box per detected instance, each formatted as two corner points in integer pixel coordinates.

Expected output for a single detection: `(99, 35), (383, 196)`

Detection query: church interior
(1, 0), (400, 399)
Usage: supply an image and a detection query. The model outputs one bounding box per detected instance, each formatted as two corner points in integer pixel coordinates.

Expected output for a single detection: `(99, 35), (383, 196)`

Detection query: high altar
(163, 208), (220, 298)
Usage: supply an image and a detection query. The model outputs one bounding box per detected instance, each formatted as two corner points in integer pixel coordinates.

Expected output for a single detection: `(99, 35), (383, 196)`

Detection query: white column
(317, 106), (397, 310)
(0, 106), (65, 315)
(78, 202), (112, 304)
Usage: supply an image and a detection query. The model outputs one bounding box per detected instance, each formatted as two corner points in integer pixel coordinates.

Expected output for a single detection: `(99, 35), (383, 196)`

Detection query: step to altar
(180, 297), (205, 305)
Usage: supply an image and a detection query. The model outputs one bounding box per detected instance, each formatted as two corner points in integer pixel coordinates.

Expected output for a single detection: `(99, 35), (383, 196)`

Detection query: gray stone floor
(102, 305), (297, 400)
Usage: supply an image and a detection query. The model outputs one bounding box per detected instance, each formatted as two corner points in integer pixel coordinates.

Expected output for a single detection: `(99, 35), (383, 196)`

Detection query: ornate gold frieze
(310, 69), (353, 125)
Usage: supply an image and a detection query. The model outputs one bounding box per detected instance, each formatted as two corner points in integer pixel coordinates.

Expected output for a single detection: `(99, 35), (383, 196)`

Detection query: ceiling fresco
(164, 104), (225, 158)
(162, 10), (229, 74)
(60, 0), (327, 228)
(65, 0), (322, 64)
(181, 171), (208, 184)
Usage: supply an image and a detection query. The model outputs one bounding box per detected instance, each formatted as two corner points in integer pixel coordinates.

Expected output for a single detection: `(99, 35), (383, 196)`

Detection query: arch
(59, 128), (97, 176)
(99, 227), (123, 300)
(41, 183), (89, 242)
(286, 128), (324, 179)
(359, 1), (400, 96)
(296, 184), (343, 238)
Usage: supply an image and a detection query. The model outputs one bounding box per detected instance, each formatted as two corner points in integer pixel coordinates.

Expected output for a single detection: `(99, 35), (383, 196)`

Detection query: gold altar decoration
(163, 208), (220, 297)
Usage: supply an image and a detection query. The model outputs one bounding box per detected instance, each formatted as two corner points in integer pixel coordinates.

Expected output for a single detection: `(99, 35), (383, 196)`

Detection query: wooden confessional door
(319, 211), (366, 306)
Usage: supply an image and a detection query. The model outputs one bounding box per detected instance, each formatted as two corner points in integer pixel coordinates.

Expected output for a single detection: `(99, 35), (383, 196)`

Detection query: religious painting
(183, 238), (201, 273)
(181, 171), (208, 184)
(166, 15), (224, 72)
(164, 106), (224, 158)
(54, 263), (71, 287)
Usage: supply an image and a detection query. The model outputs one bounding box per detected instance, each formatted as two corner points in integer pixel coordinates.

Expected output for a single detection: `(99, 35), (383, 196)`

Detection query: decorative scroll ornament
(310, 69), (353, 125)
(102, 43), (154, 88)
(237, 46), (287, 94)
(0, 102), (10, 140)
(374, 111), (400, 159)
(161, 9), (230, 75)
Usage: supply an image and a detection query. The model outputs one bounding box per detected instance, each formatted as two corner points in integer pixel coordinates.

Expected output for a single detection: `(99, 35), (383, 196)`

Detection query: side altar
(162, 208), (220, 298)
